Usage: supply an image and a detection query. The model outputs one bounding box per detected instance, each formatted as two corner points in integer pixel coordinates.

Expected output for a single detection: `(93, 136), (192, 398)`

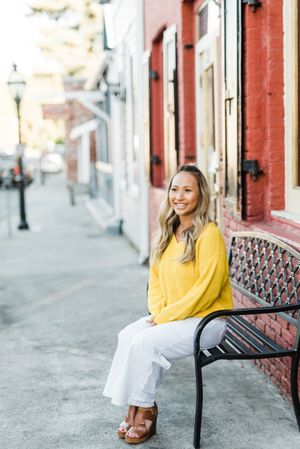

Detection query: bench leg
(194, 359), (203, 449)
(291, 353), (300, 431)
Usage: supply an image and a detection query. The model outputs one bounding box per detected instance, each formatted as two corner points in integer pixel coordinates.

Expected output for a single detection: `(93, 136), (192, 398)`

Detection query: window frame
(222, 0), (242, 218)
(163, 25), (178, 182)
(282, 0), (300, 218)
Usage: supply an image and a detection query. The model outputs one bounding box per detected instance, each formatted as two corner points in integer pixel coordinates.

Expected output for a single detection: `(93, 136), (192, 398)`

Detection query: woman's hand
(146, 315), (157, 325)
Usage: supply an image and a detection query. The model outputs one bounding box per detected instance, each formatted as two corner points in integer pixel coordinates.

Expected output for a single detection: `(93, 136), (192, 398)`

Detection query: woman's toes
(126, 428), (136, 438)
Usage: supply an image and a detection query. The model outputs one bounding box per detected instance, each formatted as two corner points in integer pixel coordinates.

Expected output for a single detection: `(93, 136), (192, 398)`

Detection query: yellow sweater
(148, 222), (233, 324)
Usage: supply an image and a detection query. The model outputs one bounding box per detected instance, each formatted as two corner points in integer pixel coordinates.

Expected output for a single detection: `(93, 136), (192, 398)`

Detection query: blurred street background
(1, 0), (300, 448)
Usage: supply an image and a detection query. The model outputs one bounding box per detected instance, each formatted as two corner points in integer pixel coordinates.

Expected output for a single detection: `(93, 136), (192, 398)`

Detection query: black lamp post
(7, 63), (29, 230)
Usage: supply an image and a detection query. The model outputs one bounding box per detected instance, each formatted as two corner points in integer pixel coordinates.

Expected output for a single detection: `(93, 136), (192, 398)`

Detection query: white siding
(110, 0), (142, 250)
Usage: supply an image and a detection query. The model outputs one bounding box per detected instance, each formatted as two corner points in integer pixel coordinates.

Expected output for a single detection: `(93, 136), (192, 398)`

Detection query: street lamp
(7, 63), (29, 230)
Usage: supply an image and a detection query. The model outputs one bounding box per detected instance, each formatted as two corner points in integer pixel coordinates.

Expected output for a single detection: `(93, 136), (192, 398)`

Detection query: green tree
(27, 0), (102, 76)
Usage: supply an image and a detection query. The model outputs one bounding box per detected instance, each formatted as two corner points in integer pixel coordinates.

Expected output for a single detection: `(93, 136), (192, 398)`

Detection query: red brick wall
(225, 0), (300, 246)
(144, 1), (180, 48)
(63, 78), (94, 181)
(226, 1), (300, 401)
(179, 1), (197, 165)
(42, 78), (95, 182)
(150, 37), (165, 187)
(232, 0), (300, 243)
(242, 0), (285, 221)
(42, 104), (67, 120)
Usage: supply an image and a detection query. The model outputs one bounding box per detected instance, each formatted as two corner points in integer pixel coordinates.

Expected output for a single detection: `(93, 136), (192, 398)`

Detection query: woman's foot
(117, 405), (138, 439)
(125, 403), (158, 444)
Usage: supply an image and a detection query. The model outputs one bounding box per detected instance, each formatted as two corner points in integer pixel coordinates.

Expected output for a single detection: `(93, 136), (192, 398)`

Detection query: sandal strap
(135, 404), (158, 423)
(137, 402), (157, 413)
(119, 421), (130, 429)
(119, 404), (138, 430)
(136, 410), (156, 422)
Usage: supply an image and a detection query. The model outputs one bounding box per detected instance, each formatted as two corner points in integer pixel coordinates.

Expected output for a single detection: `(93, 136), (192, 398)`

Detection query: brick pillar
(63, 77), (94, 182)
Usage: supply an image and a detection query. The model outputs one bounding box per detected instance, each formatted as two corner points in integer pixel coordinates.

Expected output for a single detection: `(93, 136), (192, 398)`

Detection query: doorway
(195, 2), (221, 223)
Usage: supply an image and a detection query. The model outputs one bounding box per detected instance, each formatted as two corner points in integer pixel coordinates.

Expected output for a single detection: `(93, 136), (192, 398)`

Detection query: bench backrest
(228, 232), (300, 326)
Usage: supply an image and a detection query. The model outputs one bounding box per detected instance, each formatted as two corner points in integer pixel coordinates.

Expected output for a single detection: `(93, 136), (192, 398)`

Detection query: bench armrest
(194, 303), (300, 354)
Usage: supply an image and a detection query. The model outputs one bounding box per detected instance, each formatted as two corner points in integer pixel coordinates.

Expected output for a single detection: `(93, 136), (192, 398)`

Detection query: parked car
(0, 154), (15, 188)
(0, 154), (33, 189)
(40, 152), (64, 174)
(10, 164), (34, 188)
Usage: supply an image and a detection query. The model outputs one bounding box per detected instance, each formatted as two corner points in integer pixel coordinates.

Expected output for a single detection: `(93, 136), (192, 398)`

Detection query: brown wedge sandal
(117, 405), (138, 439)
(124, 402), (158, 444)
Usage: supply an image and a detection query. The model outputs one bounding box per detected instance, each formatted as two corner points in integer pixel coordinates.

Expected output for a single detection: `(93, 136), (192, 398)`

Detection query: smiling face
(169, 171), (201, 222)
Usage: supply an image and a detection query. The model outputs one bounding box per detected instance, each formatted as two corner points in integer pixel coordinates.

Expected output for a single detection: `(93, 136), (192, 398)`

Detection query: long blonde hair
(150, 165), (211, 264)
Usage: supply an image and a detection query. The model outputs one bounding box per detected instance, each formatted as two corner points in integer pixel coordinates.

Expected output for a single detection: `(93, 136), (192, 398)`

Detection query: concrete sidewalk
(0, 175), (299, 449)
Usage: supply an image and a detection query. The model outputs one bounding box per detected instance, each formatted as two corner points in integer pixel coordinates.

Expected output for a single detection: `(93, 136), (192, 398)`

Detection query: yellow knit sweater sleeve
(147, 263), (166, 317)
(154, 225), (230, 324)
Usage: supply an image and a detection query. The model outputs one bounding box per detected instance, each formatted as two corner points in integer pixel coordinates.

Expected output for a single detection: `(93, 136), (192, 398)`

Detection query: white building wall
(77, 133), (90, 184)
(110, 0), (144, 251)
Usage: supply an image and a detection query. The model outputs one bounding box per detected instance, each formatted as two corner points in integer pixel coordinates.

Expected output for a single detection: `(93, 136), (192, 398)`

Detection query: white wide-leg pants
(103, 315), (227, 407)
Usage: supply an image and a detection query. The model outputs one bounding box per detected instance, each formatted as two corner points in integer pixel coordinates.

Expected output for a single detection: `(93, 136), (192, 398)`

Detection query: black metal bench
(193, 232), (300, 448)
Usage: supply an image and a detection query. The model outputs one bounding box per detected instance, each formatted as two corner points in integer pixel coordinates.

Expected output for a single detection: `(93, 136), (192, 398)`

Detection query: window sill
(271, 210), (300, 226)
(247, 215), (300, 251)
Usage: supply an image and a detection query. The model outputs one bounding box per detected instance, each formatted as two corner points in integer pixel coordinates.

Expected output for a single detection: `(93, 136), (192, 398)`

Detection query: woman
(103, 164), (233, 444)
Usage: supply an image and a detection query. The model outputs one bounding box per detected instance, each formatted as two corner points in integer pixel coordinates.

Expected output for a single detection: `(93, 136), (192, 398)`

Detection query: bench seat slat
(199, 335), (294, 367)
(227, 321), (267, 354)
(224, 330), (256, 355)
(199, 332), (255, 364)
(229, 316), (285, 353)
